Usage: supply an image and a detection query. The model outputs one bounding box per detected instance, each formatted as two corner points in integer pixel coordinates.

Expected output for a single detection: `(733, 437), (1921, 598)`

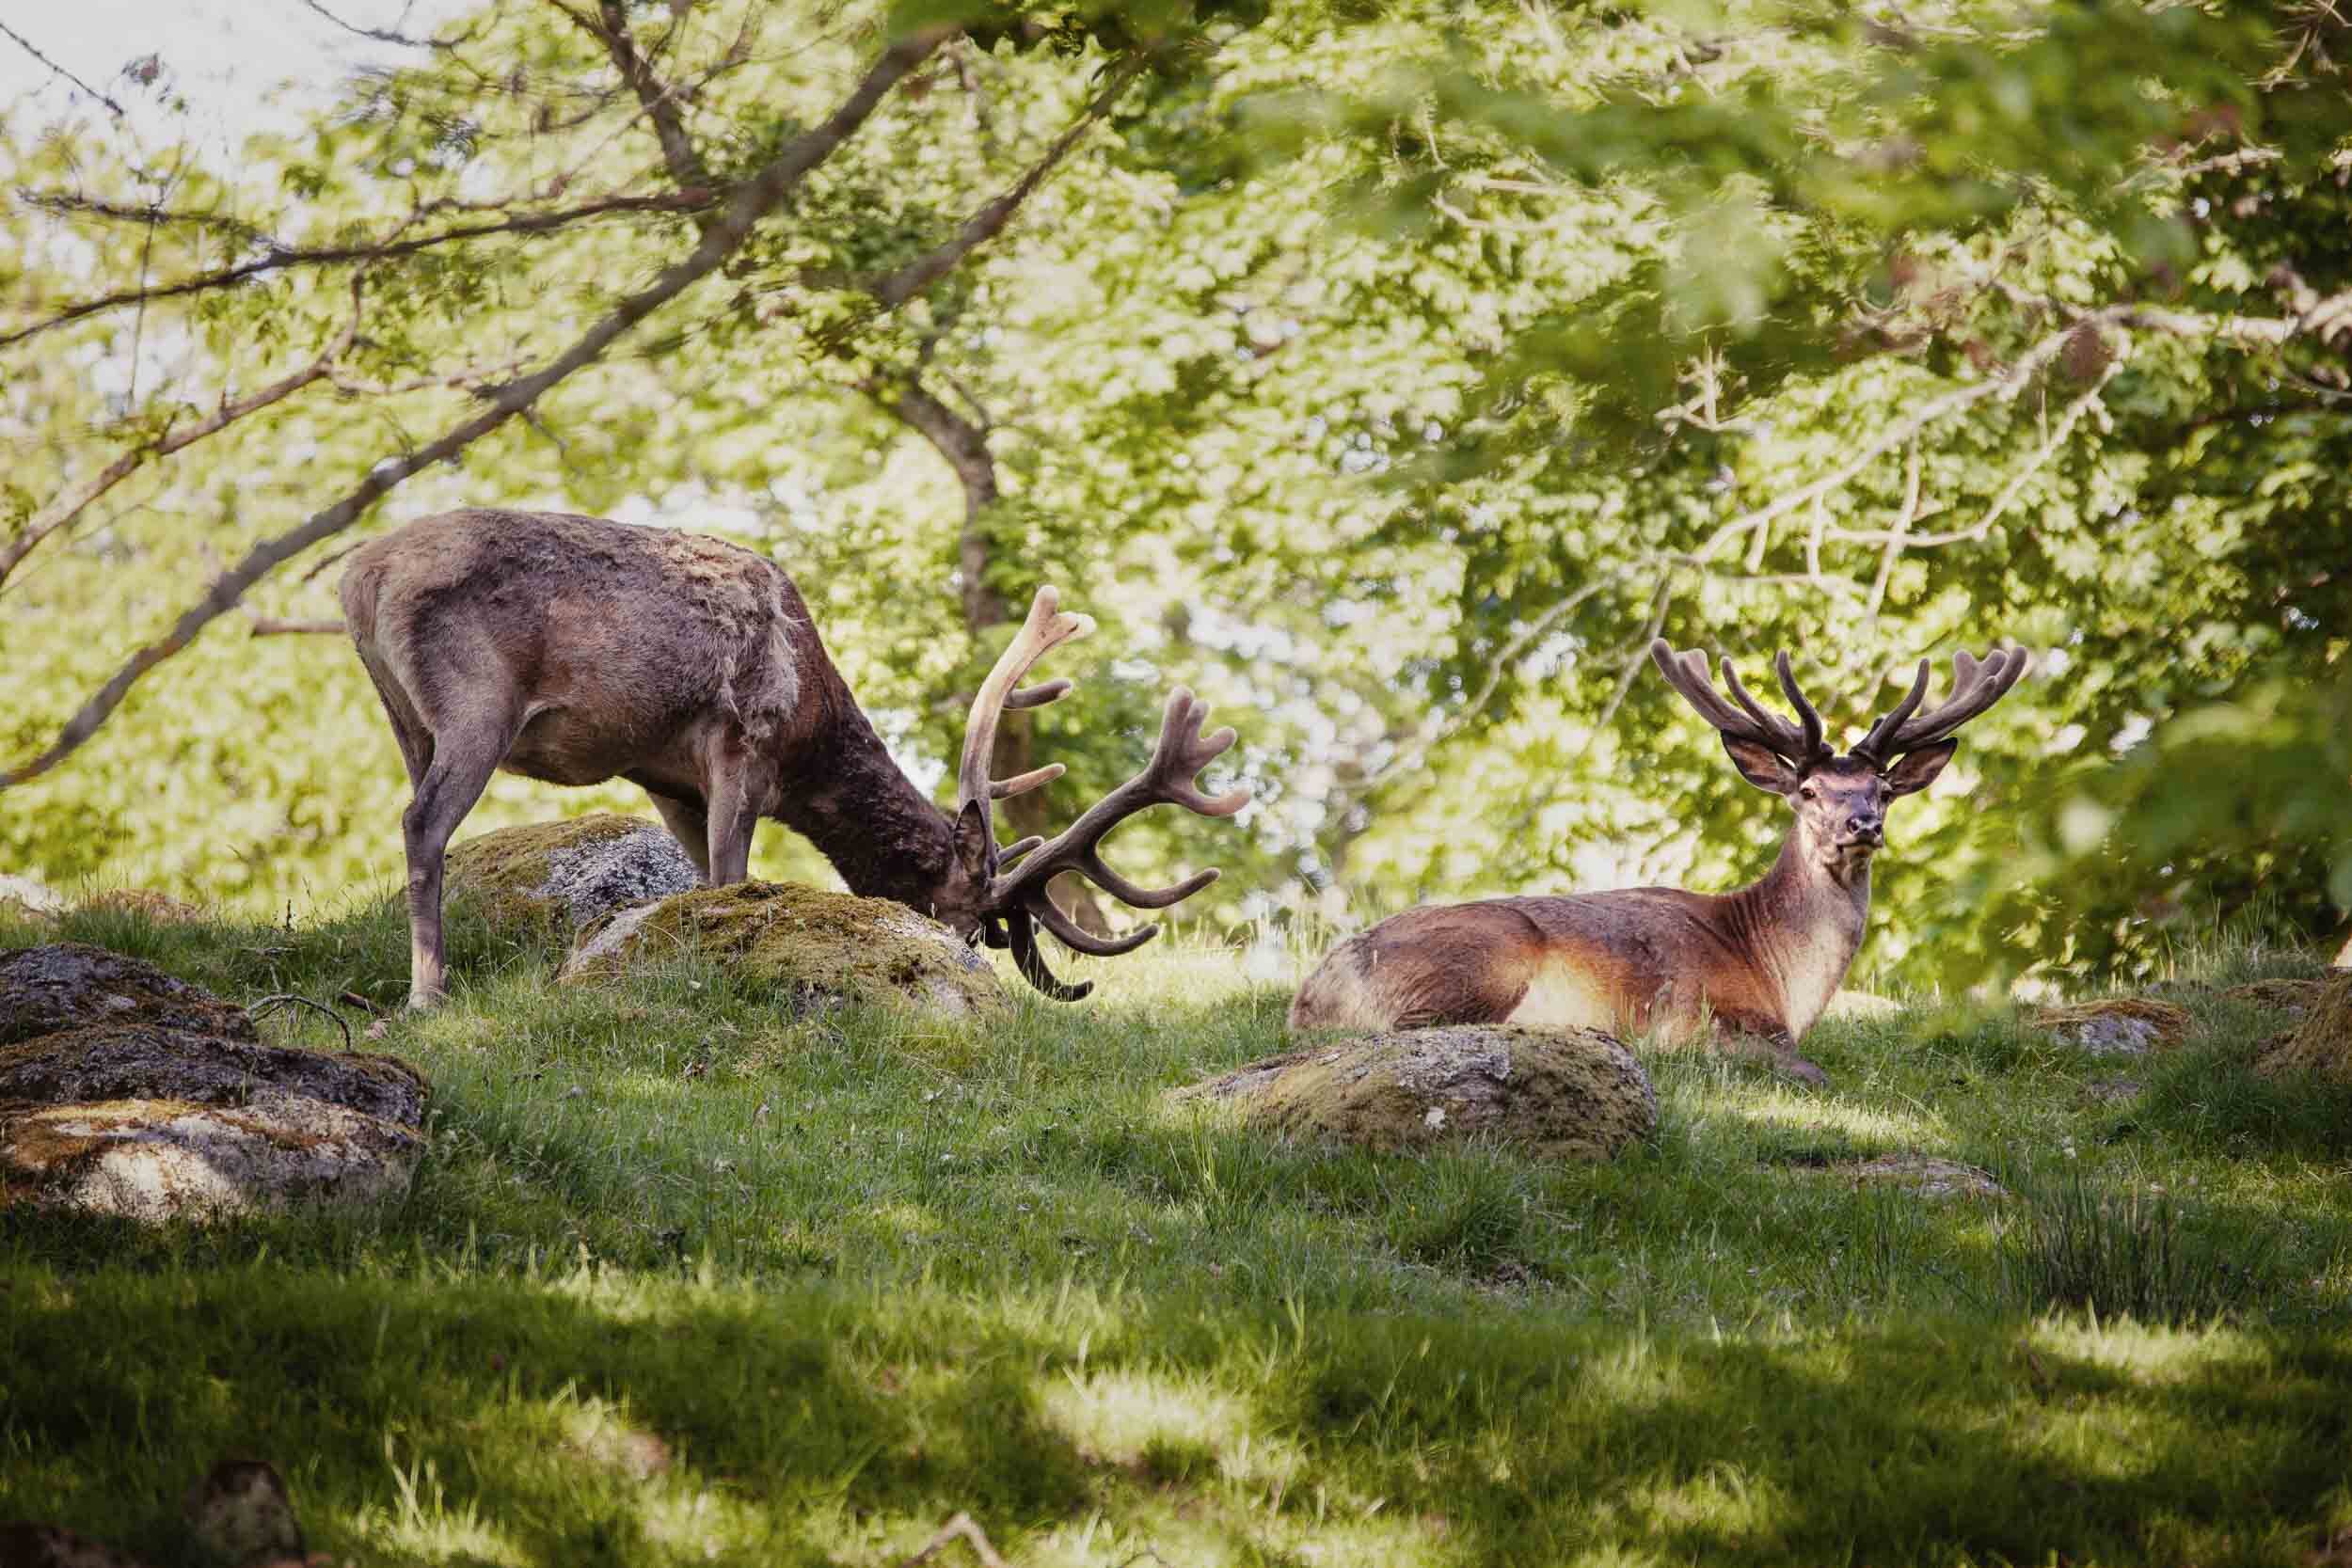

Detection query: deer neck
(765, 696), (956, 915)
(1724, 832), (1872, 1040)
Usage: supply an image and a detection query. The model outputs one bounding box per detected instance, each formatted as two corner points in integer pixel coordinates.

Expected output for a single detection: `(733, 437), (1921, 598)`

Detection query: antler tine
(1851, 658), (1931, 765)
(1652, 640), (1821, 764)
(1888, 646), (2031, 750)
(1773, 651), (1826, 762)
(987, 687), (1251, 955)
(1649, 641), (1756, 737)
(955, 586), (1094, 830)
(1852, 647), (2032, 765)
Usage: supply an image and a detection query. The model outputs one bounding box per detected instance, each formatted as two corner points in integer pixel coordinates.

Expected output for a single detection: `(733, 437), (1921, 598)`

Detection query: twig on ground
(247, 993), (356, 1052)
(897, 1512), (1009, 1567)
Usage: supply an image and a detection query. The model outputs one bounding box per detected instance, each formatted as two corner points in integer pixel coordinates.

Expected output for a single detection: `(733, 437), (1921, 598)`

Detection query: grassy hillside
(2, 895), (2348, 1566)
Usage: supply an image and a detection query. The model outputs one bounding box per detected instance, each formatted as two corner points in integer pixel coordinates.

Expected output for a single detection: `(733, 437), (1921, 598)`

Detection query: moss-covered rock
(1172, 1024), (1655, 1161)
(0, 943), (260, 1048)
(559, 881), (1008, 1020)
(2255, 972), (2352, 1083)
(443, 814), (700, 936)
(0, 1022), (429, 1223)
(2026, 998), (2194, 1057)
(1832, 1154), (2006, 1201)
(2222, 978), (2333, 1016)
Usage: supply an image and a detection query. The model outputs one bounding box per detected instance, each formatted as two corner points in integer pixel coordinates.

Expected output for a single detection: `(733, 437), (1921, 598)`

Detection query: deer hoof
(1778, 1053), (1830, 1087)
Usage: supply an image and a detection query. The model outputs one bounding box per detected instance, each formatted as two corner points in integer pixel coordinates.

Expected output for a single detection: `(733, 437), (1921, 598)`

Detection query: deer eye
(1797, 784), (1818, 800)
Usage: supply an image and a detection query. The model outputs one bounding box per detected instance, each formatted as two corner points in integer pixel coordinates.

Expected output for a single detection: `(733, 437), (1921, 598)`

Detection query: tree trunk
(865, 372), (1109, 932)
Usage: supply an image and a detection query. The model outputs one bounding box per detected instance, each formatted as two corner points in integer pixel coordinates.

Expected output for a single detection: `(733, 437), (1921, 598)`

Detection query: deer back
(341, 509), (834, 786)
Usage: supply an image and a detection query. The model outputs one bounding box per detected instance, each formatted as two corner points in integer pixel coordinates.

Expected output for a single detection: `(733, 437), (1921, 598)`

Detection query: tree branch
(571, 0), (712, 191)
(0, 29), (945, 792)
(868, 51), (1146, 309)
(297, 0), (479, 51)
(0, 20), (123, 117)
(0, 285), (366, 591)
(1, 190), (719, 353)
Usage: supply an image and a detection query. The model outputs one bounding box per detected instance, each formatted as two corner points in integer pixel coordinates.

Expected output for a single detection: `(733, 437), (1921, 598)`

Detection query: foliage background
(2, 0), (2345, 988)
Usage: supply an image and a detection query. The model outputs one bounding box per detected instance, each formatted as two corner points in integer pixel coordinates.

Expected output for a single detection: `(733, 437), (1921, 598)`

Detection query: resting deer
(1289, 639), (2028, 1084)
(341, 509), (1248, 1008)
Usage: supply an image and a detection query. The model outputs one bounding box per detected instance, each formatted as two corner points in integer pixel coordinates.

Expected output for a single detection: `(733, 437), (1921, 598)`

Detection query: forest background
(1, 0), (2346, 994)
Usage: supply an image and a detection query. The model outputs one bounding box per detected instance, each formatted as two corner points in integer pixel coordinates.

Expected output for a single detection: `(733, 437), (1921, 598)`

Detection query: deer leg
(400, 715), (519, 1009)
(645, 791), (713, 883)
(356, 650), (435, 791)
(704, 768), (760, 887)
(1711, 1011), (1829, 1087)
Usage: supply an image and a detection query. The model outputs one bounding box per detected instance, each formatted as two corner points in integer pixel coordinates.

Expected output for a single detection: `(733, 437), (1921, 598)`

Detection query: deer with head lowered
(340, 509), (1248, 1009)
(1289, 639), (2028, 1084)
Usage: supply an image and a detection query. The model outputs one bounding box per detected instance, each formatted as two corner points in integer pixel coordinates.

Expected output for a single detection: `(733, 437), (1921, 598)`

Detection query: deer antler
(1649, 641), (1830, 766)
(1848, 647), (2031, 767)
(955, 590), (1250, 1000)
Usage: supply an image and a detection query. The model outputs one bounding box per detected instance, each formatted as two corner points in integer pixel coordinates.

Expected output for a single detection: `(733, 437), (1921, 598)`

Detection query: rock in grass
(183, 1459), (305, 1567)
(1173, 1025), (1655, 1161)
(2026, 998), (2194, 1057)
(559, 881), (1007, 1020)
(2255, 972), (2352, 1084)
(444, 814), (700, 937)
(0, 874), (62, 927)
(0, 1523), (153, 1566)
(0, 943), (260, 1048)
(0, 948), (429, 1224)
(1834, 1154), (2006, 1200)
(2222, 977), (2333, 1017)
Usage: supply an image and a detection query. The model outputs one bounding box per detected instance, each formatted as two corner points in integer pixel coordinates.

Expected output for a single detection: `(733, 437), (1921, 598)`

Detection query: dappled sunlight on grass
(1038, 1366), (1301, 1488)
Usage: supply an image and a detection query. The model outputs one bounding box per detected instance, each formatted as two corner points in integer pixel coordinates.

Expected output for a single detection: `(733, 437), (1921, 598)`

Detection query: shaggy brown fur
(342, 510), (981, 1006)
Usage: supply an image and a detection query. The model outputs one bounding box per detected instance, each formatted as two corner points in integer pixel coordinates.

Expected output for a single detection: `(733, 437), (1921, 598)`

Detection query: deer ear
(1883, 739), (1959, 796)
(952, 799), (993, 876)
(1722, 737), (1802, 796)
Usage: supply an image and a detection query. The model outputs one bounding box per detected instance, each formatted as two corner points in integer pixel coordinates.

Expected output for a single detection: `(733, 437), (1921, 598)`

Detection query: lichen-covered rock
(0, 944), (259, 1048)
(73, 889), (204, 924)
(183, 1459), (305, 1567)
(559, 881), (1007, 1019)
(2027, 998), (2194, 1057)
(1172, 1025), (1655, 1161)
(2255, 972), (2352, 1084)
(1, 1008), (428, 1224)
(444, 814), (700, 936)
(0, 1023), (425, 1125)
(1834, 1154), (2005, 1200)
(0, 874), (62, 927)
(2222, 978), (2333, 1016)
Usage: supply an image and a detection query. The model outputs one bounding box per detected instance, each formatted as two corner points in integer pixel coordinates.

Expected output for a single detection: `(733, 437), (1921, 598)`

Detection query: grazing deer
(341, 509), (1248, 1008)
(1289, 639), (2029, 1084)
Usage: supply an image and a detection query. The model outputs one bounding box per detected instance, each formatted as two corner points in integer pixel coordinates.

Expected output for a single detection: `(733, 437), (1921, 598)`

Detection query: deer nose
(1846, 813), (1883, 842)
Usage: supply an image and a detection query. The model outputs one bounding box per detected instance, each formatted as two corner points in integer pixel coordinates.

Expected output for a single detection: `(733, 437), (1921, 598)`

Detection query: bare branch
(298, 0), (479, 51)
(0, 288), (366, 590)
(868, 52), (1147, 309)
(0, 30), (945, 791)
(2, 190), (719, 353)
(544, 0), (712, 191)
(0, 20), (124, 117)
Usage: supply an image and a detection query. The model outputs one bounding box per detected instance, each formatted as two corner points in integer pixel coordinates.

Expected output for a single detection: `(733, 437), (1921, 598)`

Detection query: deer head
(1650, 639), (2030, 875)
(931, 588), (1252, 999)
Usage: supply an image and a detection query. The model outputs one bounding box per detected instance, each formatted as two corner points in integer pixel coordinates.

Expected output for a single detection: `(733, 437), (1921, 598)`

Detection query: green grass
(3, 896), (2350, 1565)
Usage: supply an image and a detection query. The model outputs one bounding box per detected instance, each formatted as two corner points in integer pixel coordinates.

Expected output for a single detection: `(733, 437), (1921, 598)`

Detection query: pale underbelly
(1502, 963), (1623, 1032)
(1502, 958), (1712, 1040)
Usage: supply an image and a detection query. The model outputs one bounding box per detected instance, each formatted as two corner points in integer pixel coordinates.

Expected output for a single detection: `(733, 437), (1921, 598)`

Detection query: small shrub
(1995, 1170), (2278, 1324)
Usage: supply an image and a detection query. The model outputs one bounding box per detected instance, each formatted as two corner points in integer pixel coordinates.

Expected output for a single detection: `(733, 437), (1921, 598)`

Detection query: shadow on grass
(3, 1266), (2349, 1566)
